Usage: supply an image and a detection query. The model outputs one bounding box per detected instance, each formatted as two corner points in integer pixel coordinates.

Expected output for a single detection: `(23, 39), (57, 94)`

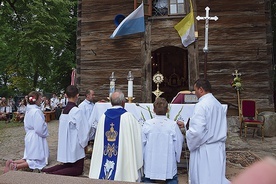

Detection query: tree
(0, 0), (77, 97)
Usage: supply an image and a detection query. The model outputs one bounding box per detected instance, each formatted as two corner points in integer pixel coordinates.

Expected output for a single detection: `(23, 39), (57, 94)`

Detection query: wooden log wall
(194, 0), (274, 111)
(77, 0), (144, 102)
(77, 0), (274, 111)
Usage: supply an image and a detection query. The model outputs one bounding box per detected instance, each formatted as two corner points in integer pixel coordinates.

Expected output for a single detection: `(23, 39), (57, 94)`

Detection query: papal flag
(174, 0), (195, 47)
(110, 2), (145, 38)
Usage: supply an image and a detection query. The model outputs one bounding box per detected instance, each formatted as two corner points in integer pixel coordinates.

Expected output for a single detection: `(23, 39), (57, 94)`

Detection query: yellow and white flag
(174, 0), (195, 47)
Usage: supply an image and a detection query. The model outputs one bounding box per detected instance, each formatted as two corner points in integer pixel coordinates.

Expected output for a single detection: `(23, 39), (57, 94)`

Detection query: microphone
(135, 103), (154, 113)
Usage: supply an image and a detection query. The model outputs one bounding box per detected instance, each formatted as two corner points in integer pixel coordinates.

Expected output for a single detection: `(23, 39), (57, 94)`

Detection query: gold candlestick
(126, 97), (135, 103)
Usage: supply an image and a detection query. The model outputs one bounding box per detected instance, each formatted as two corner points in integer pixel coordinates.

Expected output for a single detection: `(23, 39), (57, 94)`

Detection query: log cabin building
(76, 0), (275, 112)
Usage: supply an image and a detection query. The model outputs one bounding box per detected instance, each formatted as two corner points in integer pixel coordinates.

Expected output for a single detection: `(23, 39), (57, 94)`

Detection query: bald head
(111, 90), (125, 107)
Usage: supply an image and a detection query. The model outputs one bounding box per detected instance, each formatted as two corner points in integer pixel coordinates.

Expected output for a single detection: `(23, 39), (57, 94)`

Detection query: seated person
(142, 97), (184, 183)
(14, 99), (27, 122)
(41, 99), (52, 112)
(0, 112), (7, 121)
(0, 97), (12, 122)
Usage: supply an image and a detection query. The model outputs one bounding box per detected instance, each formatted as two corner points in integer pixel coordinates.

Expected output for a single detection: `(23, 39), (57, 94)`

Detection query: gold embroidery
(105, 123), (118, 142)
(103, 143), (118, 157)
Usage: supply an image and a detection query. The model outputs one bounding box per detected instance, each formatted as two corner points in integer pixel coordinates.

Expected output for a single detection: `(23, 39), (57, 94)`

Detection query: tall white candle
(109, 80), (115, 97)
(128, 80), (133, 97)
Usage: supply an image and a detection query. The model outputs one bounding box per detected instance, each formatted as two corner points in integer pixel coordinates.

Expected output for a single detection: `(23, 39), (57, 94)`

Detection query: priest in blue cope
(89, 90), (143, 182)
(98, 108), (125, 180)
(110, 2), (145, 38)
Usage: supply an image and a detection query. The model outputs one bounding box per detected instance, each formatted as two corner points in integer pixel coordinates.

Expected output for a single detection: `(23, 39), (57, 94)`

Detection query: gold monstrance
(152, 71), (164, 99)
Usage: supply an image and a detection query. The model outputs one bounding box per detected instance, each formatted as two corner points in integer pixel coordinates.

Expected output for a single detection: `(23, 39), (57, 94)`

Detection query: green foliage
(0, 0), (77, 96)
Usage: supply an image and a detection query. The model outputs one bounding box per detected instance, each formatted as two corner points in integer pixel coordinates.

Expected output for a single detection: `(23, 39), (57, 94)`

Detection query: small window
(169, 0), (186, 15)
(153, 0), (168, 16)
(152, 0), (187, 16)
(134, 0), (187, 17)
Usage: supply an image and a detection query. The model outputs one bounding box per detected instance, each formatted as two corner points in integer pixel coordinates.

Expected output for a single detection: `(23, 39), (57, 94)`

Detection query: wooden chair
(44, 111), (51, 122)
(239, 100), (265, 141)
(44, 111), (56, 122)
(50, 111), (56, 120)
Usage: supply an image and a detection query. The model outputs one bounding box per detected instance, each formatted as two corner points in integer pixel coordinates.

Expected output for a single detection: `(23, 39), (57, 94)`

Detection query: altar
(89, 102), (228, 129)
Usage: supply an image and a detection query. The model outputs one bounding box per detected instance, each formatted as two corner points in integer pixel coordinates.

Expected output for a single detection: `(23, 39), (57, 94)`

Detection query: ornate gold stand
(152, 71), (164, 99)
(126, 97), (135, 103)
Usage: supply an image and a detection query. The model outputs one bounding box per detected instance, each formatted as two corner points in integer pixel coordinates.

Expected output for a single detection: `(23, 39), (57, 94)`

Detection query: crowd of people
(0, 96), (15, 122)
(0, 92), (70, 123)
(2, 79), (276, 184)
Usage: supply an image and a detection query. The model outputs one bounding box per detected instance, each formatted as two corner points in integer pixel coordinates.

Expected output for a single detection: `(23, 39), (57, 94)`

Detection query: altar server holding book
(186, 79), (229, 184)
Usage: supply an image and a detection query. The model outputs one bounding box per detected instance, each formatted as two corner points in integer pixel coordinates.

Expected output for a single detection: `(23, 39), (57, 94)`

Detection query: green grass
(0, 120), (24, 130)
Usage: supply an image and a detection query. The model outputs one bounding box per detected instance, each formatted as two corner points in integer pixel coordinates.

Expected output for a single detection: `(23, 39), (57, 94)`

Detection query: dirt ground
(1, 117), (276, 183)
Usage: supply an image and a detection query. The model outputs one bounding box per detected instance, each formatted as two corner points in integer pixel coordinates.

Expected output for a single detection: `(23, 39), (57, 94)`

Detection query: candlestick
(127, 71), (134, 102)
(109, 72), (116, 98)
(128, 80), (133, 97)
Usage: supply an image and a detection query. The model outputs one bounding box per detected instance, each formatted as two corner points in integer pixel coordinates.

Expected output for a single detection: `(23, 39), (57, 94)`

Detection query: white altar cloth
(89, 102), (228, 129)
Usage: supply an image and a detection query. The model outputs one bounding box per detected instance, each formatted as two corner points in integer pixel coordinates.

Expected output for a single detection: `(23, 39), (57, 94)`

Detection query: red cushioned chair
(240, 100), (265, 141)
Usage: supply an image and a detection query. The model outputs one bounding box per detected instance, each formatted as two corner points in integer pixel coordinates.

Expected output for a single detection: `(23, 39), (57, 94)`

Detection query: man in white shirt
(78, 89), (95, 140)
(178, 79), (230, 184)
(142, 97), (184, 183)
(50, 93), (59, 110)
(89, 90), (143, 182)
(51, 93), (62, 120)
(59, 93), (68, 109)
(78, 89), (95, 154)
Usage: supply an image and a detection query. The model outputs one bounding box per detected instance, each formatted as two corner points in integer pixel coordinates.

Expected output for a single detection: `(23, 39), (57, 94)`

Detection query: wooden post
(237, 89), (241, 119)
(204, 52), (208, 79)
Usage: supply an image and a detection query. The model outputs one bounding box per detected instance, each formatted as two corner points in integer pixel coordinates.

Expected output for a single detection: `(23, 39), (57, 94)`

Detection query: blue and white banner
(110, 2), (145, 38)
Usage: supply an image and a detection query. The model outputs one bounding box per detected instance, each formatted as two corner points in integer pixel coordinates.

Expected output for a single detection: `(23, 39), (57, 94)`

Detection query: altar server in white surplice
(185, 79), (230, 184)
(89, 90), (143, 182)
(4, 91), (49, 173)
(78, 89), (95, 141)
(42, 85), (89, 176)
(142, 97), (184, 184)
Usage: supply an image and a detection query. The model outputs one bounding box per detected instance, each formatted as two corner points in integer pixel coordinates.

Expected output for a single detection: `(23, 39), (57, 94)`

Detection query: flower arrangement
(231, 70), (243, 91)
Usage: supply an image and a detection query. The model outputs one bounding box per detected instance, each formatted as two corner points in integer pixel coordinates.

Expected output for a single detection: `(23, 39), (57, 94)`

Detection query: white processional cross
(196, 6), (218, 78)
(196, 7), (218, 52)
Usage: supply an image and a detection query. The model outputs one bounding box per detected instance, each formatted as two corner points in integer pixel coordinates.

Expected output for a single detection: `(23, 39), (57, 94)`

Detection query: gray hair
(111, 90), (125, 106)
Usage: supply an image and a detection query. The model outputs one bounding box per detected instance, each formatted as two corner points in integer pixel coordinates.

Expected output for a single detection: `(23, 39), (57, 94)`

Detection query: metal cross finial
(232, 70), (241, 78)
(196, 6), (218, 52)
